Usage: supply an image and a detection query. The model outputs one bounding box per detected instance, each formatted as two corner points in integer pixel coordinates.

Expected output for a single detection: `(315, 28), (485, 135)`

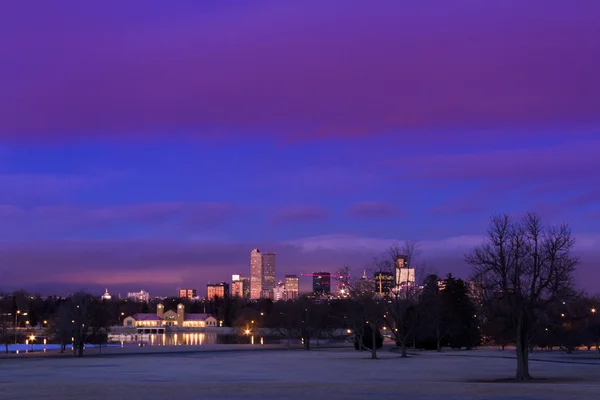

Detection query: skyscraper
(395, 255), (415, 287)
(313, 272), (331, 295)
(374, 271), (394, 295)
(207, 282), (229, 299)
(262, 252), (276, 298)
(284, 274), (299, 300)
(232, 274), (249, 298)
(273, 282), (285, 301)
(250, 249), (263, 299)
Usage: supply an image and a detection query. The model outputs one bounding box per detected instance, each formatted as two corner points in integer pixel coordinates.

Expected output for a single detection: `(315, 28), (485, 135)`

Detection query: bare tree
(347, 277), (384, 359)
(466, 213), (578, 381)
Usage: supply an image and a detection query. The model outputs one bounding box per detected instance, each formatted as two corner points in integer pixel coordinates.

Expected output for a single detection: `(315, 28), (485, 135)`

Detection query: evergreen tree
(441, 274), (481, 349)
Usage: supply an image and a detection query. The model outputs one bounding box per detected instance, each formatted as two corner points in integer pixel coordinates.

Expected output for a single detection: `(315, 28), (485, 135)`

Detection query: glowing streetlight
(561, 313), (565, 317)
(592, 308), (597, 314)
(244, 329), (250, 335)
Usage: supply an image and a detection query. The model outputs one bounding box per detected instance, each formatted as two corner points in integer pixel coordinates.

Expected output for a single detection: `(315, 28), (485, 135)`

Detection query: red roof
(131, 313), (163, 321)
(185, 313), (214, 321)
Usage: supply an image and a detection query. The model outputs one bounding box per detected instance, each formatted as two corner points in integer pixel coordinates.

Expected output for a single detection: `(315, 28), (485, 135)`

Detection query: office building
(207, 282), (229, 299)
(179, 289), (197, 300)
(395, 255), (415, 286)
(250, 249), (263, 299)
(374, 271), (394, 295)
(249, 249), (276, 299)
(127, 290), (150, 302)
(273, 282), (285, 301)
(313, 272), (331, 295)
(284, 274), (299, 300)
(262, 252), (276, 298)
(232, 274), (250, 298)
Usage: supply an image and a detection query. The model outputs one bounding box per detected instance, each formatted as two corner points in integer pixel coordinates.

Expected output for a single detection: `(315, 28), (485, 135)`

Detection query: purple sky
(1, 1), (599, 296)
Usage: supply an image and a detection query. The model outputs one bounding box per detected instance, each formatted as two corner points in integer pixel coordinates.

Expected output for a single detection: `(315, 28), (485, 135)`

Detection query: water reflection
(110, 332), (268, 346)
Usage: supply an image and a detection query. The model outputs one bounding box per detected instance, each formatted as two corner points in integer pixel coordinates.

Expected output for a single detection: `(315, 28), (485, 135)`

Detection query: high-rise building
(179, 289), (197, 300)
(250, 249), (263, 299)
(374, 271), (394, 295)
(312, 272), (331, 295)
(273, 282), (285, 301)
(231, 281), (244, 297)
(262, 252), (276, 298)
(395, 255), (415, 286)
(207, 282), (229, 299)
(241, 275), (250, 298)
(284, 274), (299, 300)
(127, 290), (150, 302)
(232, 274), (250, 298)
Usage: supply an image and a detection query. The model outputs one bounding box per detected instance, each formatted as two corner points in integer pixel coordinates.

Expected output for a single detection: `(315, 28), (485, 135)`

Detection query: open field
(1, 345), (599, 400)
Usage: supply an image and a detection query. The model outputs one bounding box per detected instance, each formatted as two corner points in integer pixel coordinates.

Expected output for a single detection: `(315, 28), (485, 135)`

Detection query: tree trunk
(515, 316), (532, 381)
(370, 327), (377, 359)
(401, 339), (407, 357)
(4, 343), (8, 354)
(436, 323), (441, 352)
(303, 333), (310, 350)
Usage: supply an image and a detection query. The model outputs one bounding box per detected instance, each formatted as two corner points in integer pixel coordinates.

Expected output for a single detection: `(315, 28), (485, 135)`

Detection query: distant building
(100, 288), (112, 301)
(284, 275), (299, 300)
(262, 252), (276, 298)
(179, 289), (197, 300)
(313, 272), (331, 295)
(127, 290), (150, 302)
(232, 274), (250, 298)
(123, 303), (218, 333)
(374, 271), (394, 295)
(273, 282), (285, 301)
(250, 249), (263, 299)
(395, 255), (415, 287)
(207, 282), (230, 299)
(250, 249), (276, 299)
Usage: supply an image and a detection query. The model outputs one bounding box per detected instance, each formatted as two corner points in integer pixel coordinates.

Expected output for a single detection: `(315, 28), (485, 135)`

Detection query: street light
(592, 308), (597, 314)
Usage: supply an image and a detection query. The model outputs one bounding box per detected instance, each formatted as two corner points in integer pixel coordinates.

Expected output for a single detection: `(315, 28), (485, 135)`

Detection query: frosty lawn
(1, 346), (599, 400)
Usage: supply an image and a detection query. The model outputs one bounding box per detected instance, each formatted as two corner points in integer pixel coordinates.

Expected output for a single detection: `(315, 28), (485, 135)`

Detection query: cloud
(0, 202), (245, 240)
(347, 201), (401, 219)
(269, 205), (330, 225)
(1, 1), (599, 140)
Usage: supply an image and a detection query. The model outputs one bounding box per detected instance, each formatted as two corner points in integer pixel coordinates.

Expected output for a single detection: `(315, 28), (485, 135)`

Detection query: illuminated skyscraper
(250, 249), (263, 299)
(284, 274), (299, 300)
(395, 255), (415, 287)
(262, 252), (276, 297)
(232, 274), (250, 298)
(207, 282), (229, 299)
(273, 282), (285, 301)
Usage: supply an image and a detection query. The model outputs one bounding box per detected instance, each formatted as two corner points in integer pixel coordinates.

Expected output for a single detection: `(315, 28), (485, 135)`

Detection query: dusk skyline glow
(1, 1), (599, 296)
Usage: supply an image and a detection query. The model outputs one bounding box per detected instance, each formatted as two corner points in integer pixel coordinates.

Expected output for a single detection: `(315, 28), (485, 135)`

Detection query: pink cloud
(269, 205), (330, 225)
(347, 201), (401, 218)
(1, 1), (599, 140)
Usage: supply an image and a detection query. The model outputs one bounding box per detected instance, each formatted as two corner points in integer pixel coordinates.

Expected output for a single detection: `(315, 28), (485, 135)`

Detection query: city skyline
(1, 1), (600, 296)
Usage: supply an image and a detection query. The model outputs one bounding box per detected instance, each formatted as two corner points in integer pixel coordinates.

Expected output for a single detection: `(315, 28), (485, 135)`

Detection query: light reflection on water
(111, 332), (264, 346)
